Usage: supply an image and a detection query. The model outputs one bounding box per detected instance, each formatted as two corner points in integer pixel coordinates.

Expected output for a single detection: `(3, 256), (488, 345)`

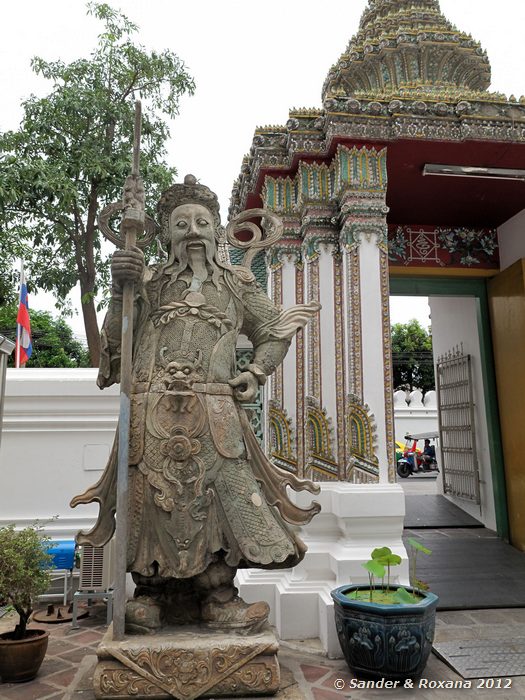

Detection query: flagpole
(15, 261), (22, 369)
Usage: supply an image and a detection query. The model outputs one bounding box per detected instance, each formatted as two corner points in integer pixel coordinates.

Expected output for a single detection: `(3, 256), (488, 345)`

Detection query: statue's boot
(196, 558), (269, 633)
(125, 595), (163, 635)
(201, 594), (269, 632)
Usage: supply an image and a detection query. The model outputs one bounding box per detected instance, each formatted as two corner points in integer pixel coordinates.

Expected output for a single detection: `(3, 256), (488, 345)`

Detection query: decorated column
(266, 240), (303, 474)
(338, 146), (394, 483)
(260, 146), (394, 483)
(302, 211), (340, 480)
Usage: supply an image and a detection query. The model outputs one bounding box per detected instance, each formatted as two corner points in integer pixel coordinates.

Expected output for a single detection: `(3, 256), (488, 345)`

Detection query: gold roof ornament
(322, 0), (491, 101)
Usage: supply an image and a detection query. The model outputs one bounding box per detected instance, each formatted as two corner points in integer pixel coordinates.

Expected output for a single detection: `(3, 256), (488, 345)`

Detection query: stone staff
(98, 100), (156, 639)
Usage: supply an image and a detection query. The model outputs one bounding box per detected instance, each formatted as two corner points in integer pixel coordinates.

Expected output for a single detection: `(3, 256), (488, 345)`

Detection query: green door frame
(390, 276), (509, 541)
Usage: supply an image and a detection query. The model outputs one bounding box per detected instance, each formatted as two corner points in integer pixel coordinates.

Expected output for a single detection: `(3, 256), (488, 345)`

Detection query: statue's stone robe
(72, 263), (319, 580)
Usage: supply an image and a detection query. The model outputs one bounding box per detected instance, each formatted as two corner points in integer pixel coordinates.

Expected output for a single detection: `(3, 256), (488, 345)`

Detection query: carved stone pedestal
(93, 624), (280, 700)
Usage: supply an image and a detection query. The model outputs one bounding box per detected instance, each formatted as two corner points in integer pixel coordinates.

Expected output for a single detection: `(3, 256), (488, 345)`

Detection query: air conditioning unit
(78, 539), (115, 592)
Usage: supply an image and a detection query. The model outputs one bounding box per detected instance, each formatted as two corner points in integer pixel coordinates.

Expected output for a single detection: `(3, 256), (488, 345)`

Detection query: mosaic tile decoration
(433, 638), (525, 679)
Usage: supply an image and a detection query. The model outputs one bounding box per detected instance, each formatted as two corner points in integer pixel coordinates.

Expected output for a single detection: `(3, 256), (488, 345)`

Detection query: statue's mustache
(164, 237), (222, 289)
(167, 237), (214, 265)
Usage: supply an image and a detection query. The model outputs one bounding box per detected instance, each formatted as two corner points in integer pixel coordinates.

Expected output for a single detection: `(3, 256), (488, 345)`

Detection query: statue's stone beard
(164, 236), (223, 289)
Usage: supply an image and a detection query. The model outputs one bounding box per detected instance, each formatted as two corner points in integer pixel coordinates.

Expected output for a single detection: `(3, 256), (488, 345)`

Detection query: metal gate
(436, 346), (481, 504)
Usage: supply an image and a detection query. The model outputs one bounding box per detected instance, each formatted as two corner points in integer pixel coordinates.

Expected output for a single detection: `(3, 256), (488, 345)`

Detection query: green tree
(391, 319), (435, 394)
(0, 524), (53, 640)
(0, 304), (90, 367)
(0, 259), (16, 306)
(0, 2), (194, 366)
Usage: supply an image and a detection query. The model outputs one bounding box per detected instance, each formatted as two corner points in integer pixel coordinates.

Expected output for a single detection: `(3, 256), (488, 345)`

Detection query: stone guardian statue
(71, 175), (321, 637)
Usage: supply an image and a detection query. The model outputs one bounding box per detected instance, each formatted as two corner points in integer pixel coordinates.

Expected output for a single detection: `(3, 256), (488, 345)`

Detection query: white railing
(393, 389), (438, 442)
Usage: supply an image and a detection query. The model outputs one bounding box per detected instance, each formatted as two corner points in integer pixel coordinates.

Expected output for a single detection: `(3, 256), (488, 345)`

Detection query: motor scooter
(396, 432), (439, 478)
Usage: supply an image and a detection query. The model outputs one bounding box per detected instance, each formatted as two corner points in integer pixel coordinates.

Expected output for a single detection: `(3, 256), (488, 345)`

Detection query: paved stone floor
(1, 603), (525, 699)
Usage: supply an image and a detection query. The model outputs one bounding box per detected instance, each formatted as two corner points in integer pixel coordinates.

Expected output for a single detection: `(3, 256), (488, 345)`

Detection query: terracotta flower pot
(0, 629), (49, 682)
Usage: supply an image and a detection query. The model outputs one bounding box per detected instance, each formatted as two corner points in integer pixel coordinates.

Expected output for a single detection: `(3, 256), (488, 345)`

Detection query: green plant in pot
(331, 543), (437, 681)
(0, 524), (54, 683)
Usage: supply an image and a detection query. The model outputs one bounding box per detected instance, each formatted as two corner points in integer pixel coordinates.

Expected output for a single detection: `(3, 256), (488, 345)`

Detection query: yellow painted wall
(488, 260), (525, 551)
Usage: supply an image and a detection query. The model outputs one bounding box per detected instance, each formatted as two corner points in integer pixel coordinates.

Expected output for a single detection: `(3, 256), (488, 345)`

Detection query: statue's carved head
(169, 203), (216, 251)
(158, 174), (221, 247)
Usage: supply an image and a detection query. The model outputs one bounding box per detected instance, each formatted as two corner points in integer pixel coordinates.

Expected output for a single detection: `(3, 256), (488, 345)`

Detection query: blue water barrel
(47, 540), (75, 569)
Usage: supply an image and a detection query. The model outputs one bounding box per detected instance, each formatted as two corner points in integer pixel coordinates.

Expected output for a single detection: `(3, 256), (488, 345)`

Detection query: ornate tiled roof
(322, 0), (491, 101)
(229, 0), (525, 221)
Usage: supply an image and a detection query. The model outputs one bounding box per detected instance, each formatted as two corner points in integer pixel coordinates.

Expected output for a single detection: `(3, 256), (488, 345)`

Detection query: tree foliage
(0, 258), (17, 306)
(0, 524), (53, 639)
(0, 2), (195, 366)
(391, 319), (435, 394)
(0, 304), (90, 367)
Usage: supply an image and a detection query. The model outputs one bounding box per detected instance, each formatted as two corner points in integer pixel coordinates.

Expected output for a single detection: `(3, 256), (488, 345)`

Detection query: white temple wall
(429, 296), (496, 531)
(359, 238), (389, 481)
(1, 368), (408, 655)
(0, 368), (118, 538)
(498, 208), (525, 271)
(0, 366), (423, 536)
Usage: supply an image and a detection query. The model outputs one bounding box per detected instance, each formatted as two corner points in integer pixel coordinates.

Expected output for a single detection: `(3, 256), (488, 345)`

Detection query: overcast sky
(3, 0), (524, 334)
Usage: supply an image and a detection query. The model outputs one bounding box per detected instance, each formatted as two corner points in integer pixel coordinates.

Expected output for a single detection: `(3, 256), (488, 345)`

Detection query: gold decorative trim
(380, 249), (396, 482)
(389, 266), (497, 278)
(346, 394), (379, 483)
(269, 400), (297, 473)
(306, 397), (337, 482)
(305, 257), (321, 400)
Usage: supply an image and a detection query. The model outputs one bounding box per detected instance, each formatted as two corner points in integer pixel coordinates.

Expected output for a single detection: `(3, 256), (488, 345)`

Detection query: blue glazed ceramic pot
(331, 585), (439, 681)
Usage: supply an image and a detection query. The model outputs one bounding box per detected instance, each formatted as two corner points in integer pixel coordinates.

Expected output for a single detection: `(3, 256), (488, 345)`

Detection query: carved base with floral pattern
(93, 624), (280, 699)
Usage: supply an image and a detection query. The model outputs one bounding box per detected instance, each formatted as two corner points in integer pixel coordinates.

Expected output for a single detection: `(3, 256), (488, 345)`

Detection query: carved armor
(73, 262), (320, 581)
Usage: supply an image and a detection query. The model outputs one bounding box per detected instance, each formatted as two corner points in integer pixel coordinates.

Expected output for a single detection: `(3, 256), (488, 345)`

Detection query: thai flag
(15, 269), (32, 367)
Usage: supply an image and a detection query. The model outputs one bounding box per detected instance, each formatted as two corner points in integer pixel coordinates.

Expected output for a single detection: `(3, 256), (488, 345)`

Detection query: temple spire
(322, 0), (491, 101)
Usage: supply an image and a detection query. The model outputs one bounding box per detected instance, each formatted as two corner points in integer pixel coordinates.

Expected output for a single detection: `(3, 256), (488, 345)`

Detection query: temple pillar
(266, 243), (303, 474)
(294, 255), (305, 474)
(237, 147), (405, 656)
(339, 185), (395, 483)
(302, 211), (340, 480)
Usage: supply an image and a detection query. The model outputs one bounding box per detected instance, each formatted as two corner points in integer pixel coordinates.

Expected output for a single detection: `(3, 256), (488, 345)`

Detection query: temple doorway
(390, 279), (508, 542)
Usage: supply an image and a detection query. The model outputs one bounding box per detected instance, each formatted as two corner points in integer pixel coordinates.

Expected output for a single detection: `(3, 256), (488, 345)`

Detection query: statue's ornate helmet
(157, 174), (221, 244)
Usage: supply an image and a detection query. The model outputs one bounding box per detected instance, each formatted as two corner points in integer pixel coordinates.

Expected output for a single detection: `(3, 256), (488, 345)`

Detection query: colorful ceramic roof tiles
(323, 0), (491, 100)
(229, 0), (525, 219)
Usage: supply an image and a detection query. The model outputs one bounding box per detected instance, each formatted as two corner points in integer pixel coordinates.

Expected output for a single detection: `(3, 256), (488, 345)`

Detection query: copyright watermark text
(333, 677), (513, 690)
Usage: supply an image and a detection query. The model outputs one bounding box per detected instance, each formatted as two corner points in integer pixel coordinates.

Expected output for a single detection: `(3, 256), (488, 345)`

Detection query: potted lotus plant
(331, 541), (438, 681)
(0, 524), (53, 682)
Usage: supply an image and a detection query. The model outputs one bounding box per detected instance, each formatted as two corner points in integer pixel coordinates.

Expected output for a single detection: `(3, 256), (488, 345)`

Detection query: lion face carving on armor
(162, 350), (204, 413)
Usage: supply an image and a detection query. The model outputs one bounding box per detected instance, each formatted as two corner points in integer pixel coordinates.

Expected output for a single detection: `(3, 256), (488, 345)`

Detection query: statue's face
(169, 203), (216, 252)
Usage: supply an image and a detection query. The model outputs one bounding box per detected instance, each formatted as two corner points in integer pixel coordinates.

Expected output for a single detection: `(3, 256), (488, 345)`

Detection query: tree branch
(4, 205), (73, 234)
(118, 70), (140, 102)
(84, 181), (99, 286)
